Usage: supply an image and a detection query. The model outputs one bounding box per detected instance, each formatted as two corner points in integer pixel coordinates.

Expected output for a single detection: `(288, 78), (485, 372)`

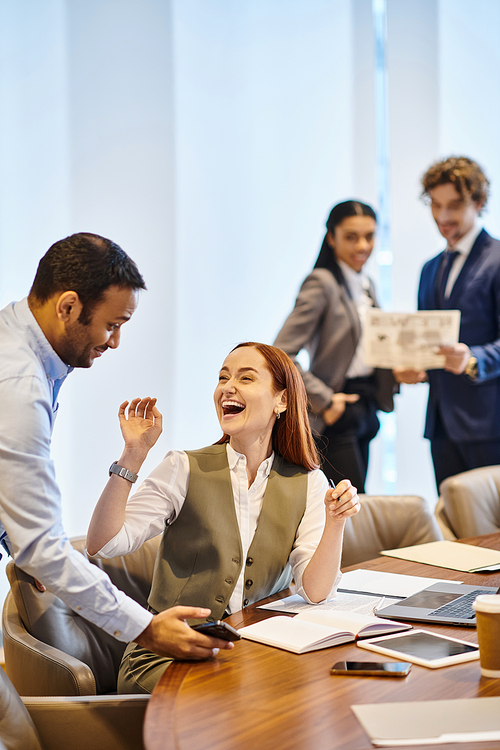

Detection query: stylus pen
(328, 479), (336, 490)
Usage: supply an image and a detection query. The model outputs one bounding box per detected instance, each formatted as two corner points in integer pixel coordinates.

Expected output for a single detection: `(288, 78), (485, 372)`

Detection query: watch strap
(464, 356), (478, 380)
(109, 462), (138, 483)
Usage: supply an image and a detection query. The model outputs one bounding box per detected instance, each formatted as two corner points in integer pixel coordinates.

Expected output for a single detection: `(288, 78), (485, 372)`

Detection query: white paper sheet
(363, 309), (461, 369)
(338, 568), (461, 598)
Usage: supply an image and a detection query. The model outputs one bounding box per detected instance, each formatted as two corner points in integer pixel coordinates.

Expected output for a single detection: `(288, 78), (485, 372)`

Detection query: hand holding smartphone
(330, 660), (411, 677)
(191, 620), (241, 642)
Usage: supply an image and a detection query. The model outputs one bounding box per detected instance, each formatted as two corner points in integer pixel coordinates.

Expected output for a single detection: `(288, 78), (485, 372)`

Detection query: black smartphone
(191, 620), (241, 641)
(330, 660), (411, 677)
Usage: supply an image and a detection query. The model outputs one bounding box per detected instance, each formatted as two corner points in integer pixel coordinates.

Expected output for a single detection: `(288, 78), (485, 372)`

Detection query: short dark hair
(28, 232), (146, 323)
(421, 156), (490, 209)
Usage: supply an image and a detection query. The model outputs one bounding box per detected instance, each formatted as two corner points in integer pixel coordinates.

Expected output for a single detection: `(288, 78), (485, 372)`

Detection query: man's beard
(58, 323), (100, 368)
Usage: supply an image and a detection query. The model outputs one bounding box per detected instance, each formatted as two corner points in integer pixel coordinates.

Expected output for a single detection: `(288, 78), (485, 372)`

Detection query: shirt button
(243, 599), (249, 607)
(246, 557), (254, 566)
(113, 630), (121, 638)
(75, 606), (82, 611)
(245, 579), (253, 589)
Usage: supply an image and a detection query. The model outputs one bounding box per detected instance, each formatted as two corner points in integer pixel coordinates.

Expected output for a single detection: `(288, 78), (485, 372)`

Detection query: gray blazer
(274, 268), (396, 434)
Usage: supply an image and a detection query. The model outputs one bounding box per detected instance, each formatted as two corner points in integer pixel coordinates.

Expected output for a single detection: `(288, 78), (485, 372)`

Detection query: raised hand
(118, 397), (163, 455)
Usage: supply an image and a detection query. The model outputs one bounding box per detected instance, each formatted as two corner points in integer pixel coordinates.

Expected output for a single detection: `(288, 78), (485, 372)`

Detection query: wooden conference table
(144, 533), (500, 750)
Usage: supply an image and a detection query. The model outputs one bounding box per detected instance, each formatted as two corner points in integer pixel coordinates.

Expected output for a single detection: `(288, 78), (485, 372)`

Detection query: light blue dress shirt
(0, 298), (152, 641)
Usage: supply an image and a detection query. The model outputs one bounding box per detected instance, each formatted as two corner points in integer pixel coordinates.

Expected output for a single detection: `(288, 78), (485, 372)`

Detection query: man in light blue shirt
(0, 232), (231, 660)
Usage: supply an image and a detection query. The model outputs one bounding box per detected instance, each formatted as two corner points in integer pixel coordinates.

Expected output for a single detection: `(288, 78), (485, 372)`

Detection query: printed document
(363, 309), (461, 369)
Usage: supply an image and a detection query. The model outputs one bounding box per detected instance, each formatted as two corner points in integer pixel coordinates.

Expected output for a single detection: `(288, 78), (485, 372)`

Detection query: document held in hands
(363, 309), (461, 370)
(238, 610), (411, 654)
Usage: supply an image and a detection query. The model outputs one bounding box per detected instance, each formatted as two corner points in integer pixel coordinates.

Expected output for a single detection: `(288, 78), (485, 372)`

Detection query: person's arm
(0, 380), (233, 657)
(0, 377), (153, 641)
(289, 472), (359, 604)
(274, 271), (336, 414)
(87, 397), (163, 556)
(300, 478), (359, 603)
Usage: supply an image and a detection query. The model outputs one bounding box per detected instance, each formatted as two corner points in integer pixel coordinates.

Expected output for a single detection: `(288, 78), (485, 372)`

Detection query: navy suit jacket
(418, 229), (500, 442)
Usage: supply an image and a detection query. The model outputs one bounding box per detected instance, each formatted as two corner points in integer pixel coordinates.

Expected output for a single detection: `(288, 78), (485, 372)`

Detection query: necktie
(435, 250), (459, 308)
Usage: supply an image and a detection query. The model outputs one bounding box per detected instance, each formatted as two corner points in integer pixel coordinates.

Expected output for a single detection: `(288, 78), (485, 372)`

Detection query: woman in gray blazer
(274, 200), (396, 492)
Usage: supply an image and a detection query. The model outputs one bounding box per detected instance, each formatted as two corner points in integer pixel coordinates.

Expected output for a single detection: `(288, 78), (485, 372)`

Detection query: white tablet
(357, 629), (479, 669)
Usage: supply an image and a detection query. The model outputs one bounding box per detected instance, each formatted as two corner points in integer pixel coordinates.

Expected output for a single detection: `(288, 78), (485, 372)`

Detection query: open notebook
(238, 610), (411, 654)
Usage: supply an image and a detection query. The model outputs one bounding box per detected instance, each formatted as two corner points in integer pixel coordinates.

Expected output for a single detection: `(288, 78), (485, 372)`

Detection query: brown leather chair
(341, 494), (443, 568)
(3, 535), (161, 697)
(436, 465), (500, 539)
(0, 664), (147, 750)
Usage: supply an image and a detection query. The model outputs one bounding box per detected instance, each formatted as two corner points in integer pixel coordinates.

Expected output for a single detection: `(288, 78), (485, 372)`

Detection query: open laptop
(375, 581), (499, 627)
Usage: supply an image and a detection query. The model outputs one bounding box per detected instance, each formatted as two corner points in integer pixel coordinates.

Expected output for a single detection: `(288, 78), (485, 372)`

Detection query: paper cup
(473, 595), (500, 678)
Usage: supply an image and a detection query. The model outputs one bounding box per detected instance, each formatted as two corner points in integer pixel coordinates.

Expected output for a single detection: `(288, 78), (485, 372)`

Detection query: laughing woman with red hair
(87, 342), (360, 694)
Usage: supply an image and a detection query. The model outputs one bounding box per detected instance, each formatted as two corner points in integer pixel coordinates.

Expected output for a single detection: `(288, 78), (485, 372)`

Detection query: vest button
(243, 599), (249, 606)
(245, 579), (253, 589)
(215, 596), (225, 603)
(246, 557), (254, 566)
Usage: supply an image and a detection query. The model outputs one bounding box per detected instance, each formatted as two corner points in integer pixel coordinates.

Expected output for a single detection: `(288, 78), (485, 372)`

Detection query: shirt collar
(226, 442), (274, 478)
(448, 222), (482, 257)
(337, 259), (371, 301)
(15, 297), (73, 382)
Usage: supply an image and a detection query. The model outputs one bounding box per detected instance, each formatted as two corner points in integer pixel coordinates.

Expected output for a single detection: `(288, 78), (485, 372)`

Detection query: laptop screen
(397, 589), (462, 609)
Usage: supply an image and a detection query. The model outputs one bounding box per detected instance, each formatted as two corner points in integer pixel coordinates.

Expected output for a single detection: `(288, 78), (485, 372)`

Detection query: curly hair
(421, 156), (490, 210)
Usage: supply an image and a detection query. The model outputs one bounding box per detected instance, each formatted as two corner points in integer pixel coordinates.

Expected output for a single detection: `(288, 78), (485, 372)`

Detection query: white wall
(1, 0), (500, 616)
(172, 0), (358, 448)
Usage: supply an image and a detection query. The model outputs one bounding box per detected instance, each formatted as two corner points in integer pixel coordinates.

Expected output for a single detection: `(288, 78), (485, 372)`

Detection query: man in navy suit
(396, 156), (500, 489)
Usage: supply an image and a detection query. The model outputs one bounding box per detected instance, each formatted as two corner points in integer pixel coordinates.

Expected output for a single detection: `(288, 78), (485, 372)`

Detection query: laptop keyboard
(428, 590), (496, 620)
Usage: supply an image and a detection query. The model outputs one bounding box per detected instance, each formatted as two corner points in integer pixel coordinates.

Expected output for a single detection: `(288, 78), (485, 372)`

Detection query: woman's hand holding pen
(324, 478), (360, 523)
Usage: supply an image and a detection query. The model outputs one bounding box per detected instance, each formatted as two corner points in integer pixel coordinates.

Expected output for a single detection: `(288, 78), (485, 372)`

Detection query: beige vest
(148, 444), (308, 620)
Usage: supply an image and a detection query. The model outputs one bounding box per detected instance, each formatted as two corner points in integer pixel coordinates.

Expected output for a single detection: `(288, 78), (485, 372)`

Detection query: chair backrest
(439, 465), (500, 538)
(0, 667), (43, 750)
(6, 536), (161, 695)
(341, 494), (443, 568)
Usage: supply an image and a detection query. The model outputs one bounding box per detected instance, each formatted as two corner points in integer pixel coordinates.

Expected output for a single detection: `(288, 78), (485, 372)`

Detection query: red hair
(215, 342), (319, 471)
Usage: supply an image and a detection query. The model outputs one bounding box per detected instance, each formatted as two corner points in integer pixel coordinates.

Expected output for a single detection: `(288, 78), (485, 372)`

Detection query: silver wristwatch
(109, 462), (138, 483)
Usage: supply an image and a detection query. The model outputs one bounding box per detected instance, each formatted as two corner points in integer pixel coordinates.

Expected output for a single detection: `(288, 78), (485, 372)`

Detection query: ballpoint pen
(329, 479), (336, 490)
(373, 597), (386, 613)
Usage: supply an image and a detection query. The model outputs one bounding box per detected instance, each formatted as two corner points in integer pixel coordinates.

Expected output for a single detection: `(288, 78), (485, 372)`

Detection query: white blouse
(96, 443), (340, 613)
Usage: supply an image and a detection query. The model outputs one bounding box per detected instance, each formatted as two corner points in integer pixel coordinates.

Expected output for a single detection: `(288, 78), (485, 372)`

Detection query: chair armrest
(434, 496), (457, 540)
(440, 465), (500, 538)
(2, 590), (97, 696)
(23, 695), (149, 750)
